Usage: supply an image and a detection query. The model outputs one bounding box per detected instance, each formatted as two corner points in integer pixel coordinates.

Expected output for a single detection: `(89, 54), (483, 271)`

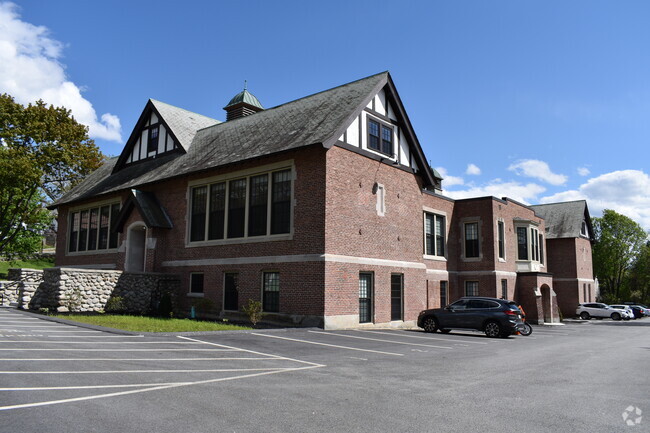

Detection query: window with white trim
(464, 222), (480, 258)
(465, 281), (479, 297)
(367, 118), (393, 156)
(189, 168), (292, 242)
(497, 220), (505, 260)
(262, 272), (280, 313)
(516, 224), (541, 263)
(68, 203), (120, 253)
(425, 213), (446, 257)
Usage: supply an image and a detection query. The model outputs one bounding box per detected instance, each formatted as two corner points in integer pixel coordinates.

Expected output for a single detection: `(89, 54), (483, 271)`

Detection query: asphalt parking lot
(0, 307), (648, 433)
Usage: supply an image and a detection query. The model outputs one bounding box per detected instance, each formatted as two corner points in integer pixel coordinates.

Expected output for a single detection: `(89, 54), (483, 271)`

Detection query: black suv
(417, 297), (524, 338)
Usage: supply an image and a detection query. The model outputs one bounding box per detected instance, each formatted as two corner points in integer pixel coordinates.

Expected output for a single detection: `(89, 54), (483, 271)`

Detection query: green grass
(51, 314), (252, 332)
(0, 257), (55, 279)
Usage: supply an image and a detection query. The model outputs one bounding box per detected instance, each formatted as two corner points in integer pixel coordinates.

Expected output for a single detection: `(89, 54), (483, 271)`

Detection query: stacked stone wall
(4, 267), (180, 314)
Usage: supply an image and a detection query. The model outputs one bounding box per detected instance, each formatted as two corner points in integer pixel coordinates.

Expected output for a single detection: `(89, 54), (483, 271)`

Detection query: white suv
(576, 303), (631, 321)
(608, 305), (635, 320)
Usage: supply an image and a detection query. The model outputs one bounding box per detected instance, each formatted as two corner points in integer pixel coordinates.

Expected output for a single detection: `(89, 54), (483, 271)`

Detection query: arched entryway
(125, 222), (147, 272)
(541, 284), (554, 323)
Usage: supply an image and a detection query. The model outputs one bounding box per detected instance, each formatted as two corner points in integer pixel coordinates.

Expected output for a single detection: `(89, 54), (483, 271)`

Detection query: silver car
(576, 303), (629, 321)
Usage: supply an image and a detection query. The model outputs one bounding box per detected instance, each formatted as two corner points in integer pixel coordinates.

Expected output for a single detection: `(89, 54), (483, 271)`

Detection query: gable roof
(114, 189), (173, 232)
(531, 200), (593, 240)
(112, 99), (221, 172)
(52, 72), (436, 208)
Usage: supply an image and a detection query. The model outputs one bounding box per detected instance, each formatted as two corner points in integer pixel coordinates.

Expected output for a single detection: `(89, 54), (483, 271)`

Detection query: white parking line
(0, 348), (238, 352)
(251, 333), (404, 356)
(177, 336), (325, 368)
(0, 336), (325, 411)
(0, 382), (193, 391)
(0, 357), (274, 361)
(0, 366), (322, 411)
(309, 330), (454, 350)
(0, 368), (291, 374)
(0, 341), (214, 344)
(354, 330), (489, 344)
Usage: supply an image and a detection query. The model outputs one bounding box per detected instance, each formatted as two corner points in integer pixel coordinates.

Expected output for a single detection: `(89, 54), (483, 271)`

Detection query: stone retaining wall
(2, 267), (180, 314)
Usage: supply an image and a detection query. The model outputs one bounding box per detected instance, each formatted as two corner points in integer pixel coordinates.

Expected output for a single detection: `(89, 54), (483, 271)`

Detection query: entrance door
(391, 274), (403, 321)
(223, 273), (238, 311)
(359, 273), (373, 323)
(125, 224), (146, 272)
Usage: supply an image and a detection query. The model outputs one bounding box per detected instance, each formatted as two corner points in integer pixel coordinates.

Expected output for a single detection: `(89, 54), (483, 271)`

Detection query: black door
(224, 273), (238, 311)
(359, 273), (373, 323)
(391, 274), (403, 321)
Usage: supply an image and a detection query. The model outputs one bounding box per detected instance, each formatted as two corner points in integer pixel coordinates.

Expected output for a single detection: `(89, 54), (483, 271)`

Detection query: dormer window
(581, 220), (588, 237)
(368, 118), (393, 156)
(148, 125), (159, 153)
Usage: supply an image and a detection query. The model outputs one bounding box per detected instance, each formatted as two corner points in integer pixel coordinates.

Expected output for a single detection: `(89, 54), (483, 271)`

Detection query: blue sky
(1, 1), (649, 230)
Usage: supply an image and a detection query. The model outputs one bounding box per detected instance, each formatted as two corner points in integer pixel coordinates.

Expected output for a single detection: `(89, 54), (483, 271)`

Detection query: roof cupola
(223, 81), (264, 121)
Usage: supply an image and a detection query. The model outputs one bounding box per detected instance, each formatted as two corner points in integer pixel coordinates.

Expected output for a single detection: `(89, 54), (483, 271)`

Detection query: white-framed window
(367, 117), (393, 156)
(189, 167), (292, 243)
(516, 224), (541, 263)
(424, 212), (446, 257)
(68, 202), (120, 253)
(464, 222), (480, 258)
(465, 281), (479, 297)
(497, 220), (506, 260)
(262, 271), (280, 313)
(440, 281), (448, 307)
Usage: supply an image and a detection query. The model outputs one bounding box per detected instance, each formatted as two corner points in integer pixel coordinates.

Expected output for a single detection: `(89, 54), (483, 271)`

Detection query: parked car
(418, 297), (524, 338)
(609, 305), (636, 320)
(576, 303), (630, 320)
(624, 303), (649, 318)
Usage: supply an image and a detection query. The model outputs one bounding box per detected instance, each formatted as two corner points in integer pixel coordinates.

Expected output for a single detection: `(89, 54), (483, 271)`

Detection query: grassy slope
(0, 258), (55, 279)
(51, 314), (253, 332)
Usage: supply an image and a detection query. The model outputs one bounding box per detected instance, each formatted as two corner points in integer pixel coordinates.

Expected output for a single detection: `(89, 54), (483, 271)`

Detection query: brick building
(51, 72), (594, 328)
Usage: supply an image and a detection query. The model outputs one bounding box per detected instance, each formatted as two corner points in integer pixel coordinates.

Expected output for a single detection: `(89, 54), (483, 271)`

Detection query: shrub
(157, 292), (173, 318)
(242, 299), (262, 327)
(105, 296), (126, 313)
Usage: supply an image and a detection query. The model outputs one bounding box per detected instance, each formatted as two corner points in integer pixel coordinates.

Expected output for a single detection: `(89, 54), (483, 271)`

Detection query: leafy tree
(629, 242), (650, 304)
(0, 94), (104, 258)
(592, 209), (648, 302)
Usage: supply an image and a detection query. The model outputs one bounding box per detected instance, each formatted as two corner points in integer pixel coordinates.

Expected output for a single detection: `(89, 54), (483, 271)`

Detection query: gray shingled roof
(52, 72), (388, 207)
(151, 99), (221, 151)
(531, 200), (591, 239)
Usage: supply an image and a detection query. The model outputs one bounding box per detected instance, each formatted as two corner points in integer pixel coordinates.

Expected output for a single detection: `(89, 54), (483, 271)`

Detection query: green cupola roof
(224, 88), (263, 110)
(223, 82), (264, 121)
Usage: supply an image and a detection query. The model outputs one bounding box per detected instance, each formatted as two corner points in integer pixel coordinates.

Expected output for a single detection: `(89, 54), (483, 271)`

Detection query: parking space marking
(0, 348), (239, 352)
(0, 334), (325, 412)
(0, 367), (322, 412)
(0, 341), (218, 345)
(308, 330), (454, 350)
(0, 357), (276, 361)
(251, 333), (404, 356)
(0, 382), (194, 391)
(354, 330), (489, 344)
(0, 368), (292, 374)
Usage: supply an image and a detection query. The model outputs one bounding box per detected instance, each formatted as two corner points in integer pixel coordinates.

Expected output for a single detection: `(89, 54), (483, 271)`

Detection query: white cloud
(577, 167), (590, 176)
(541, 170), (650, 231)
(445, 179), (546, 204)
(466, 163), (481, 175)
(508, 159), (568, 186)
(435, 167), (464, 187)
(0, 2), (121, 142)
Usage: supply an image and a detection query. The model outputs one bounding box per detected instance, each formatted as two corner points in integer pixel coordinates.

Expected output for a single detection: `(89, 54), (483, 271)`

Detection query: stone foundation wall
(3, 267), (180, 314)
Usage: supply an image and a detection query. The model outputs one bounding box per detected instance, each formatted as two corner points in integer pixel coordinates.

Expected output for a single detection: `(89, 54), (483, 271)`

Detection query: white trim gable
(338, 86), (418, 171)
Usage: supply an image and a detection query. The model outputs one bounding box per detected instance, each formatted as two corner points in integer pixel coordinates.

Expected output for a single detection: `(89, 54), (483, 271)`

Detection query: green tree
(629, 242), (650, 304)
(592, 209), (648, 302)
(0, 94), (104, 258)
